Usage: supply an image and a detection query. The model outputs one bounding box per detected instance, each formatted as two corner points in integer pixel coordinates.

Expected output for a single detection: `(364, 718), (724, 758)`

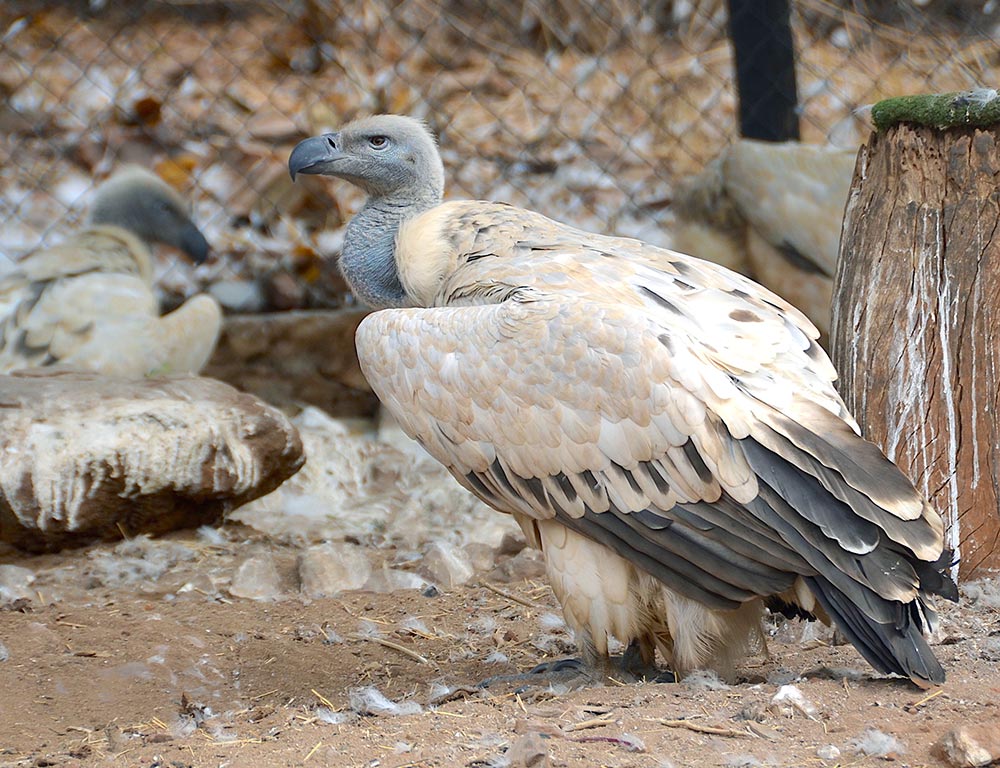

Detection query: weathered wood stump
(832, 90), (1000, 579)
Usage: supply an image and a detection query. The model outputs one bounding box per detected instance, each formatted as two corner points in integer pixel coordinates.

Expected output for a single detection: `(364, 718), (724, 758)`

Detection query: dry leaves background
(1, 0), (997, 314)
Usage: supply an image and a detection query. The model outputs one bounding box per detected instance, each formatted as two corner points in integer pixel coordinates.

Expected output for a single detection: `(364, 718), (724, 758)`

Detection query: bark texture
(832, 123), (1000, 579)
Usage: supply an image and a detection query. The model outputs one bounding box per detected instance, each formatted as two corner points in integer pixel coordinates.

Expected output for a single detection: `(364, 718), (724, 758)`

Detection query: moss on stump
(872, 89), (1000, 132)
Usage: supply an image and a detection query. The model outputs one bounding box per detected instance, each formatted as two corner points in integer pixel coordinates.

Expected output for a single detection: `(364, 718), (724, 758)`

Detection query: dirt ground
(1, 526), (998, 768)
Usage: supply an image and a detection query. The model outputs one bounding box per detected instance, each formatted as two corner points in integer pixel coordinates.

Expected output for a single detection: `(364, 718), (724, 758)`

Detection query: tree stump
(832, 90), (1000, 580)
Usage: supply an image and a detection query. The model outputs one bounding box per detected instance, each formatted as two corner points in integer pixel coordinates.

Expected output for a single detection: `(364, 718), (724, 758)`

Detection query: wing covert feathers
(358, 199), (954, 687)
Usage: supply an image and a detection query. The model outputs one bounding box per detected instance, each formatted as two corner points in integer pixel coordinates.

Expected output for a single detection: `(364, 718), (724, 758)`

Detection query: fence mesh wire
(1, 0), (998, 312)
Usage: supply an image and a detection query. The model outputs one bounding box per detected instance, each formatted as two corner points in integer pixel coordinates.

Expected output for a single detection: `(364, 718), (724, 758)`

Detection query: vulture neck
(341, 189), (439, 309)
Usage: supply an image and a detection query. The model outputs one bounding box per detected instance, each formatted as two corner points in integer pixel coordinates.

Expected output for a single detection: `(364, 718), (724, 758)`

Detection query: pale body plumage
(673, 139), (857, 340)
(289, 116), (955, 687)
(0, 167), (221, 377)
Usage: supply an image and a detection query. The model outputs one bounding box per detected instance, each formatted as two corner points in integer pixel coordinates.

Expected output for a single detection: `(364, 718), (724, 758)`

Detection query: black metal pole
(726, 0), (800, 142)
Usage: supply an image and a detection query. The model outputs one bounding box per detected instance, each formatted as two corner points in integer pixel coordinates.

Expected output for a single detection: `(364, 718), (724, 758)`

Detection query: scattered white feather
(196, 525), (230, 547)
(170, 717), (198, 738)
(428, 682), (454, 703)
(356, 619), (384, 639)
(321, 626), (344, 644)
(315, 706), (352, 725)
(964, 87), (999, 106)
(468, 615), (496, 635)
(682, 669), (730, 691)
(770, 685), (817, 718)
(484, 650), (509, 664)
(400, 616), (431, 635)
(849, 729), (905, 757)
(348, 686), (423, 716)
(618, 733), (646, 752)
(538, 612), (566, 631)
(86, 536), (196, 588)
(0, 564), (35, 605)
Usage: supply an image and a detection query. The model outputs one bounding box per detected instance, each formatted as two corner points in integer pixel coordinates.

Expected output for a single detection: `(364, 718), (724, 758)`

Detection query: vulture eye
(368, 135), (389, 150)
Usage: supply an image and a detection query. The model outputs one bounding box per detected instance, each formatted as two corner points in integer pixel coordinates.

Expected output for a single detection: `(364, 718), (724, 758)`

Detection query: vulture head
(88, 166), (210, 264)
(289, 115), (444, 202)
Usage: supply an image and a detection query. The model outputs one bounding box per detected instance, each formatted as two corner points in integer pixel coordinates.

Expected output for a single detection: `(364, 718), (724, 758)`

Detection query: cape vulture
(289, 115), (956, 688)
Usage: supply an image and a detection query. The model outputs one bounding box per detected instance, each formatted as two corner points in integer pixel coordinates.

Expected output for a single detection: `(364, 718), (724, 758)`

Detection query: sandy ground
(1, 525), (998, 768)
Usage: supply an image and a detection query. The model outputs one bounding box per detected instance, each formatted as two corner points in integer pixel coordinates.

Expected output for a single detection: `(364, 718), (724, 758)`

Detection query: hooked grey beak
(289, 134), (341, 181)
(179, 222), (210, 264)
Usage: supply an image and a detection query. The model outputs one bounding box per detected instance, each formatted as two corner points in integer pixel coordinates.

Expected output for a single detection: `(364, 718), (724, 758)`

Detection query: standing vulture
(0, 166), (221, 377)
(289, 115), (956, 687)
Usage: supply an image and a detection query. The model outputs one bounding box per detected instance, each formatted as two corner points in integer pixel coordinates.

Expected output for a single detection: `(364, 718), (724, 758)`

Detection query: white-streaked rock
(935, 728), (997, 768)
(0, 370), (304, 552)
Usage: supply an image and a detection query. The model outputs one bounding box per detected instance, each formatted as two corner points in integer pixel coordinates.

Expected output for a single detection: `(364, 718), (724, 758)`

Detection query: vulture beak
(179, 222), (211, 264)
(289, 134), (342, 181)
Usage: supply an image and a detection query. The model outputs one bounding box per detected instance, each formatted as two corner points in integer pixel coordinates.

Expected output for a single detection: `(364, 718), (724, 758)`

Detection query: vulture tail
(803, 574), (945, 687)
(739, 400), (957, 687)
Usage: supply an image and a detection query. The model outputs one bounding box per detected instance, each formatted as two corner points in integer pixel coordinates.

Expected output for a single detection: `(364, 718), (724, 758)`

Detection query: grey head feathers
(88, 166), (210, 264)
(289, 115), (444, 203)
(289, 115), (446, 309)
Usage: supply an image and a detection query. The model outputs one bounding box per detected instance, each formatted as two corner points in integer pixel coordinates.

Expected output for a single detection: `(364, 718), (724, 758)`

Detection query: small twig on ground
(562, 715), (617, 732)
(480, 582), (543, 609)
(303, 741), (323, 762)
(352, 634), (434, 666)
(311, 688), (337, 710)
(655, 718), (746, 738)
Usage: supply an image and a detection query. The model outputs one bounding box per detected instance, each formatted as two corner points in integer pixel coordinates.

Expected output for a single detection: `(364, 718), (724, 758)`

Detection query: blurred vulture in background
(672, 139), (857, 341)
(289, 115), (955, 689)
(0, 166), (222, 377)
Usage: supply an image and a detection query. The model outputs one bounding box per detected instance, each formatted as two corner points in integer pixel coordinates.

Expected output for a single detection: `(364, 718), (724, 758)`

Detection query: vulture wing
(357, 201), (954, 686)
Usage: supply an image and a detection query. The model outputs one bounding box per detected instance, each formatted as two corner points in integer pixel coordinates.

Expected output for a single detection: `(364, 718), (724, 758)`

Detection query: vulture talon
(476, 660), (588, 692)
(528, 657), (586, 675)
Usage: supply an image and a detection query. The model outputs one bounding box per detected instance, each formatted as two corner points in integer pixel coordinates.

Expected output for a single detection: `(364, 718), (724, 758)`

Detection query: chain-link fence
(1, 0), (997, 312)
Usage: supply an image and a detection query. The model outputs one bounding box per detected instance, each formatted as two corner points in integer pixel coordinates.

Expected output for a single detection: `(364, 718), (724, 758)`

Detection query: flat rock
(935, 727), (1000, 768)
(202, 310), (378, 418)
(0, 370), (304, 552)
(298, 542), (372, 597)
(0, 564), (35, 605)
(229, 553), (284, 601)
(420, 541), (476, 588)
